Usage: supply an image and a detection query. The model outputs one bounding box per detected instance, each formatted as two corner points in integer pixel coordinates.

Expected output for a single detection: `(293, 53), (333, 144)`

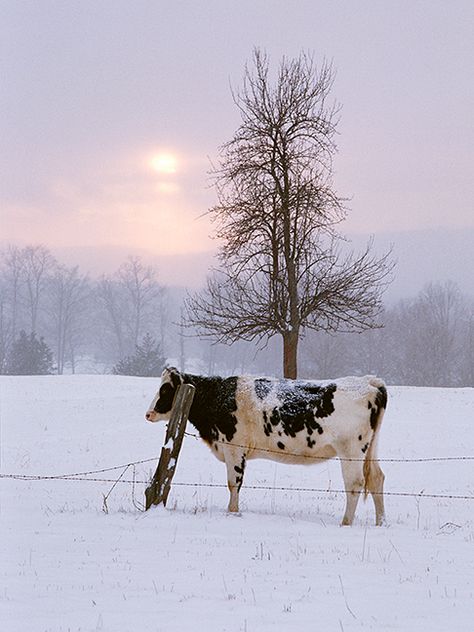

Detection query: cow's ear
(169, 369), (182, 389)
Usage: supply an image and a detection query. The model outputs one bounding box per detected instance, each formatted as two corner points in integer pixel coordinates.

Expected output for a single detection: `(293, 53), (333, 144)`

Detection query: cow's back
(226, 374), (385, 464)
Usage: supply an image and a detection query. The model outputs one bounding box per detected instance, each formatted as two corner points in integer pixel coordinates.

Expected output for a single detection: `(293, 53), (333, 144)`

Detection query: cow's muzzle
(145, 410), (158, 422)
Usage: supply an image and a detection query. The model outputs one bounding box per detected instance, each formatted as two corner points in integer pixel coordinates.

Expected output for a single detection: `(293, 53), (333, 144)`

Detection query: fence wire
(183, 431), (474, 463)
(2, 432), (474, 504)
(1, 471), (474, 502)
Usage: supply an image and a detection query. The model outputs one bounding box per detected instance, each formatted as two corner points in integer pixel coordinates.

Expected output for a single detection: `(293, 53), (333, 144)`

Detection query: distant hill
(3, 226), (473, 300)
(347, 227), (474, 301)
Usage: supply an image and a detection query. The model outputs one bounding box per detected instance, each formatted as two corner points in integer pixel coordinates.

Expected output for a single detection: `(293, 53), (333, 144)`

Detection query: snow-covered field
(1, 376), (473, 631)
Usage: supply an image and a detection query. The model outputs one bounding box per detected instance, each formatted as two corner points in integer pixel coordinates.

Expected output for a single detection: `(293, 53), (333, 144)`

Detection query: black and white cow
(146, 367), (387, 525)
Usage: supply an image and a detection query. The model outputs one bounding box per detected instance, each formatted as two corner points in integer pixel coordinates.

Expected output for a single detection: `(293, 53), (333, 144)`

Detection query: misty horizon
(3, 224), (473, 302)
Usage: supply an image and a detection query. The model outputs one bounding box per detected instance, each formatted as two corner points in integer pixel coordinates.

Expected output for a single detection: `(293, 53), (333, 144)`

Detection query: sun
(150, 152), (178, 174)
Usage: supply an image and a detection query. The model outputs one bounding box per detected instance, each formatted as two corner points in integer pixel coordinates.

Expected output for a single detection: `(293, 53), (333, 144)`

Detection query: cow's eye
(155, 382), (174, 413)
(160, 383), (172, 397)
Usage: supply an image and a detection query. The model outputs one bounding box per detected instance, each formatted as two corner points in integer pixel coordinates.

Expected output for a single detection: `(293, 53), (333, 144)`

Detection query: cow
(145, 367), (387, 525)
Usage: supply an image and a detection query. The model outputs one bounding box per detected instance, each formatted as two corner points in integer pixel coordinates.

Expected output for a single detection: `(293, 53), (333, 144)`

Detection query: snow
(163, 436), (175, 451)
(1, 376), (473, 631)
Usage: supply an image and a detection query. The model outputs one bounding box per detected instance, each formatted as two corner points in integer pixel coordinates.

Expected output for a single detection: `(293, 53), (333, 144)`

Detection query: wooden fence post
(144, 383), (195, 510)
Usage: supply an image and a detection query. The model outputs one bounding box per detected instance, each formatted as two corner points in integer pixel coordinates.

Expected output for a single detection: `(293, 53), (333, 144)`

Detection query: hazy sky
(1, 1), (473, 284)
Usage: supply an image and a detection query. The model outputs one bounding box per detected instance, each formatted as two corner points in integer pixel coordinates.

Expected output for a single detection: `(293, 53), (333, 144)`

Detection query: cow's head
(145, 367), (183, 422)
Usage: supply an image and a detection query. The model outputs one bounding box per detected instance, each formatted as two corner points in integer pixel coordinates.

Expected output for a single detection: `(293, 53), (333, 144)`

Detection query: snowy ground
(1, 376), (473, 631)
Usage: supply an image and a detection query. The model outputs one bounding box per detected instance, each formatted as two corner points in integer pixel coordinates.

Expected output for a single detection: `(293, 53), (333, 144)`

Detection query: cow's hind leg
(340, 457), (365, 526)
(364, 458), (386, 526)
(224, 449), (246, 513)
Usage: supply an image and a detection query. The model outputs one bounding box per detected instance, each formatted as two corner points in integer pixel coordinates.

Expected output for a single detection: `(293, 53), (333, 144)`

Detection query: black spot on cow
(153, 367), (184, 414)
(277, 441), (285, 450)
(270, 408), (281, 426)
(306, 421), (324, 435)
(262, 411), (273, 437)
(312, 383), (337, 419)
(177, 373), (239, 445)
(358, 435), (362, 441)
(234, 455), (246, 490)
(361, 443), (369, 454)
(370, 385), (388, 431)
(306, 436), (316, 449)
(370, 409), (377, 431)
(154, 381), (175, 413)
(269, 381), (336, 439)
(255, 378), (273, 400)
(169, 368), (182, 389)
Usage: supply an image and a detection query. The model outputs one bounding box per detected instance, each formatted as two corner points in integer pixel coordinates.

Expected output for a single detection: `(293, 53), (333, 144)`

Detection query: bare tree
(0, 244), (57, 370)
(299, 330), (350, 379)
(1, 245), (25, 341)
(461, 305), (474, 386)
(411, 281), (466, 386)
(22, 245), (57, 333)
(178, 307), (186, 372)
(186, 50), (393, 377)
(0, 281), (10, 372)
(97, 275), (126, 359)
(117, 256), (165, 350)
(47, 265), (90, 374)
(386, 282), (467, 386)
(97, 256), (165, 363)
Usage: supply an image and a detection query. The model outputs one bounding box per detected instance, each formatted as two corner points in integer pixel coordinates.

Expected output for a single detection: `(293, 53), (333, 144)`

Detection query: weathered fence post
(144, 383), (195, 510)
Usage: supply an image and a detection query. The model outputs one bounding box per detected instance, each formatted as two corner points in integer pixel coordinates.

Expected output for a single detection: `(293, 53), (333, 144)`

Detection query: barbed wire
(1, 432), (472, 488)
(1, 471), (473, 502)
(0, 457), (159, 481)
(183, 431), (474, 463)
(2, 430), (474, 505)
(1, 447), (473, 485)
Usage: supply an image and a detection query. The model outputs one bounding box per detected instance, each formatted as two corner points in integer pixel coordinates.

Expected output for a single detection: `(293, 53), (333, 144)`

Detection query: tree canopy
(186, 50), (394, 377)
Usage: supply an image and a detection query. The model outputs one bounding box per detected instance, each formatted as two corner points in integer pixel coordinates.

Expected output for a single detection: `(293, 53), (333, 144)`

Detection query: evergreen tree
(6, 330), (54, 375)
(112, 332), (165, 377)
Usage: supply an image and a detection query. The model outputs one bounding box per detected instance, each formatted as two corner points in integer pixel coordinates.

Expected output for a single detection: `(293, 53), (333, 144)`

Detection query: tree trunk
(283, 330), (299, 379)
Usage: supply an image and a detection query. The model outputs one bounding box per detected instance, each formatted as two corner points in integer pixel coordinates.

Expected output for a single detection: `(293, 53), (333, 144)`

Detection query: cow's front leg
(224, 450), (246, 513)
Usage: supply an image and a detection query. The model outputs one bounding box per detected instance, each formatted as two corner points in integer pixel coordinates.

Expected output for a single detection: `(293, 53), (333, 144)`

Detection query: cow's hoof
(227, 510), (242, 517)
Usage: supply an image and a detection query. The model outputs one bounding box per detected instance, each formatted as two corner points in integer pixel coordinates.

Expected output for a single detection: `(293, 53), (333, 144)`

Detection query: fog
(40, 226), (474, 300)
(1, 244), (473, 386)
(1, 1), (473, 383)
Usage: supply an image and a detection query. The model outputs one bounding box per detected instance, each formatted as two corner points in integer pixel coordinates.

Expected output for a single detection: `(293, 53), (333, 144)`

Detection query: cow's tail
(363, 379), (387, 500)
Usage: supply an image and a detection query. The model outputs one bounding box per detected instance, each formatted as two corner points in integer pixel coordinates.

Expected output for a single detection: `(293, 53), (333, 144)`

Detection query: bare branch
(186, 50), (395, 377)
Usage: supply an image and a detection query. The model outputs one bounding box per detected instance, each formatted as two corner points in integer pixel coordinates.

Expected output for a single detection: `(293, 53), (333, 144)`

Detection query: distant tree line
(299, 280), (474, 387)
(0, 245), (170, 376)
(0, 244), (473, 386)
